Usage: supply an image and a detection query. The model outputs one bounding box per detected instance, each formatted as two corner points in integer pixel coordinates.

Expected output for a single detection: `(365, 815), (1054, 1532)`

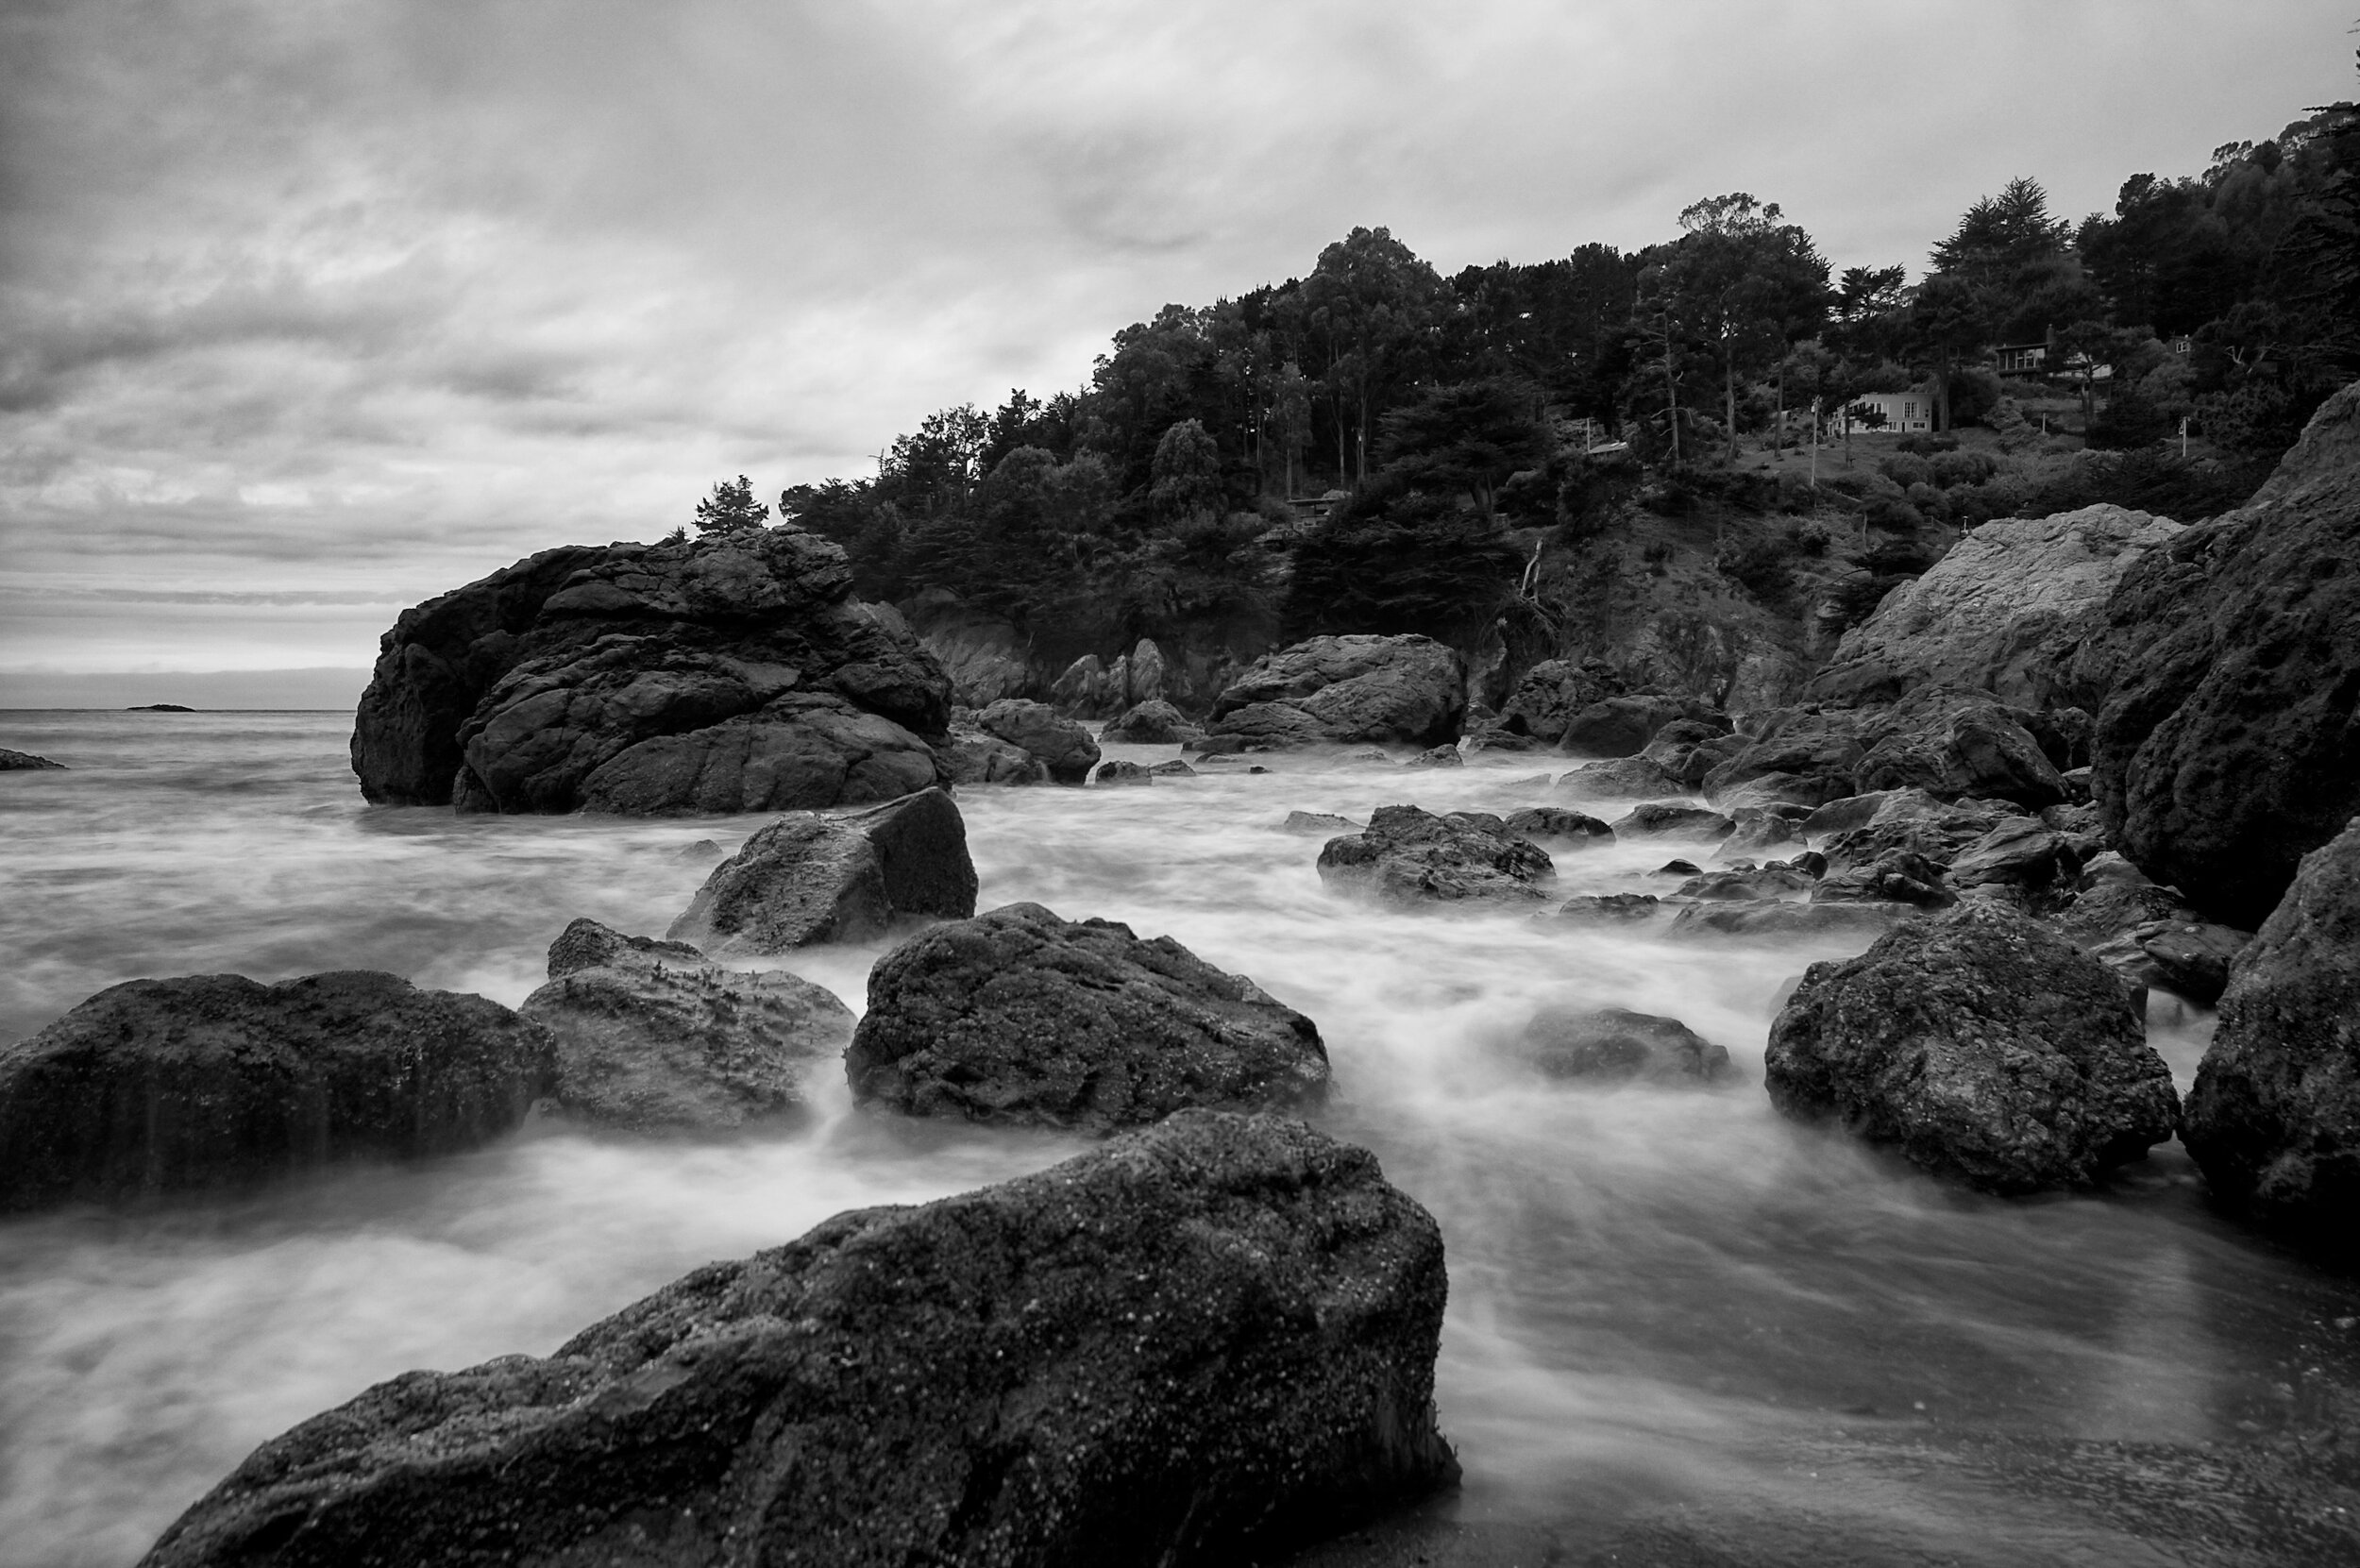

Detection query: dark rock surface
(1765, 902), (2178, 1193)
(351, 528), (953, 814)
(1150, 759), (1197, 777)
(0, 972), (552, 1212)
(2091, 383), (2360, 928)
(846, 904), (1328, 1131)
(1674, 866), (1814, 902)
(1102, 698), (1198, 744)
(943, 726), (1049, 785)
(2181, 817), (2360, 1244)
(1407, 744), (1463, 768)
(1091, 759), (1153, 786)
(1667, 900), (1913, 941)
(1502, 806), (1614, 846)
(2089, 919), (2252, 1006)
(1556, 695), (1718, 758)
(1540, 893), (1663, 926)
(1721, 807), (1798, 858)
(1945, 818), (2083, 894)
(1518, 1007), (1731, 1085)
(1284, 810), (1360, 835)
(141, 1110), (1458, 1568)
(519, 919), (853, 1131)
(1317, 805), (1556, 906)
(1849, 687), (2069, 810)
(1610, 803), (1734, 841)
(1496, 658), (1618, 741)
(1208, 635), (1466, 748)
(1556, 756), (1687, 800)
(975, 698), (1101, 784)
(667, 787), (977, 954)
(0, 748), (66, 770)
(1642, 721), (1747, 787)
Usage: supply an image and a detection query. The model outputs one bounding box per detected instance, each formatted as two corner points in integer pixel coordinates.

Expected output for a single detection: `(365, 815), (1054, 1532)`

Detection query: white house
(1840, 391), (1934, 435)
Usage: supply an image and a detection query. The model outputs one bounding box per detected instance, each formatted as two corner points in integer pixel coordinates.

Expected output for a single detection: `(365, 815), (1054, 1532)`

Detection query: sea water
(2, 710), (2356, 1566)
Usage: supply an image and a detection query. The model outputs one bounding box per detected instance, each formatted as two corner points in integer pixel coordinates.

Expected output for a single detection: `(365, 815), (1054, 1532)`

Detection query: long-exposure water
(3, 710), (2357, 1566)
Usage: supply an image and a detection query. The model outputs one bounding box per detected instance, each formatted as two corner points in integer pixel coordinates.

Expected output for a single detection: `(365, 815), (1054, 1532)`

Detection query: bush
(1715, 533), (1797, 603)
(1905, 481), (1952, 525)
(1825, 572), (1912, 631)
(1878, 453), (1933, 489)
(1282, 483), (1524, 643)
(1860, 539), (1937, 576)
(2016, 448), (2268, 523)
(1945, 367), (2005, 429)
(2085, 386), (2173, 451)
(1787, 522), (1830, 557)
(1927, 450), (1999, 488)
(1863, 493), (1923, 531)
(1895, 432), (1960, 456)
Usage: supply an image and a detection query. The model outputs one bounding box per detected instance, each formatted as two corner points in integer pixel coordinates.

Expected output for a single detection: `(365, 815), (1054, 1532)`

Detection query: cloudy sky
(0, 0), (2349, 705)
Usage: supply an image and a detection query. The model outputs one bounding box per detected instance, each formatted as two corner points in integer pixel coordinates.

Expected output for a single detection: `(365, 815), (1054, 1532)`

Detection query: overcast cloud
(0, 0), (2349, 699)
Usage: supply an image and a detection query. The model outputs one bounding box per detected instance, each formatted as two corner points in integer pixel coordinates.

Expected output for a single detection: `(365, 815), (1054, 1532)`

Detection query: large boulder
(975, 697), (1101, 784)
(1765, 902), (2178, 1193)
(667, 787), (977, 955)
(942, 724), (1049, 784)
(140, 1110), (1458, 1568)
(845, 904), (1327, 1131)
(2091, 383), (2360, 927)
(1103, 698), (1199, 744)
(1496, 657), (1619, 741)
(351, 528), (954, 815)
(519, 919), (854, 1131)
(1517, 1007), (1731, 1085)
(0, 972), (553, 1212)
(2180, 818), (2360, 1247)
(1316, 805), (1556, 906)
(1555, 756), (1688, 800)
(1556, 695), (1721, 758)
(1208, 634), (1466, 748)
(1808, 504), (2183, 709)
(1849, 686), (2069, 809)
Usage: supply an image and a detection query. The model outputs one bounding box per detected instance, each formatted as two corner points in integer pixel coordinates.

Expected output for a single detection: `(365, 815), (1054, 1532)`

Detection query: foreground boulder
(0, 748), (66, 770)
(2180, 818), (2360, 1249)
(846, 904), (1328, 1131)
(975, 697), (1100, 784)
(1517, 1007), (1730, 1085)
(667, 787), (977, 954)
(351, 527), (953, 815)
(141, 1110), (1458, 1568)
(0, 972), (552, 1211)
(519, 919), (854, 1131)
(1317, 805), (1555, 906)
(1555, 695), (1720, 758)
(1765, 902), (2178, 1193)
(1208, 634), (1466, 748)
(2091, 383), (2360, 927)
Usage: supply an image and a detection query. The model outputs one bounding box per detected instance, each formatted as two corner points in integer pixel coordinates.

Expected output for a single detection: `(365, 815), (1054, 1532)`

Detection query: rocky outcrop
(1495, 658), (1619, 741)
(0, 748), (66, 770)
(518, 919), (853, 1131)
(1610, 803), (1733, 841)
(2180, 817), (2360, 1245)
(1541, 893), (1663, 926)
(1091, 759), (1153, 786)
(1765, 902), (2178, 1193)
(0, 972), (552, 1212)
(906, 590), (1035, 707)
(1518, 1007), (1731, 1085)
(1808, 505), (2183, 709)
(351, 529), (952, 815)
(1103, 699), (1199, 744)
(2091, 383), (2360, 928)
(666, 787), (976, 954)
(1555, 756), (1687, 800)
(1208, 635), (1465, 748)
(141, 1110), (1458, 1568)
(845, 904), (1328, 1130)
(1849, 686), (2069, 809)
(975, 698), (1101, 784)
(1316, 805), (1556, 906)
(1556, 695), (1722, 758)
(942, 724), (1048, 784)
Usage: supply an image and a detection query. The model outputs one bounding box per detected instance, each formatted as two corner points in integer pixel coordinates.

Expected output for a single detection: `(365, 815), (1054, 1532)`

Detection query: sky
(0, 0), (2351, 706)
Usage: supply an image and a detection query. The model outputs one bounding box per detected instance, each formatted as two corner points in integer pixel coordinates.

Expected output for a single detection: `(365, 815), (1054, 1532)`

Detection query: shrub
(1927, 450), (1999, 488)
(2084, 387), (2172, 451)
(1895, 432), (1960, 456)
(1787, 522), (1830, 557)
(1716, 533), (1797, 603)
(2016, 449), (2268, 523)
(1860, 539), (1937, 576)
(1281, 483), (1523, 642)
(1825, 572), (1912, 631)
(1905, 481), (1952, 525)
(1878, 453), (1933, 489)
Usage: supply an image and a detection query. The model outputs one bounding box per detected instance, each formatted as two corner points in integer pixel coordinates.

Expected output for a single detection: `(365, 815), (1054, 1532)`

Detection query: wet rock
(1701, 723), (1867, 801)
(1711, 771), (1855, 813)
(520, 919), (853, 1131)
(1720, 807), (1797, 859)
(2181, 818), (2360, 1246)
(976, 698), (1100, 784)
(2089, 920), (2254, 1007)
(1811, 849), (1955, 909)
(943, 725), (1050, 785)
(1460, 727), (1543, 754)
(667, 787), (977, 954)
(0, 748), (66, 770)
(352, 529), (952, 814)
(1408, 744), (1463, 767)
(1946, 818), (2083, 893)
(2049, 880), (2198, 948)
(1675, 867), (1814, 902)
(1765, 902), (2179, 1193)
(669, 837), (723, 862)
(1668, 900), (1914, 940)
(1184, 733), (1251, 755)
(1539, 893), (1663, 926)
(1207, 634), (1466, 749)
(1789, 850), (1829, 878)
(1556, 695), (1720, 759)
(846, 904), (1328, 1131)
(1654, 858), (1704, 876)
(2091, 386), (2360, 927)
(1610, 803), (1734, 841)
(0, 972), (554, 1212)
(141, 1110), (1457, 1568)
(1642, 722), (1748, 787)
(1850, 687), (2069, 810)
(1283, 810), (1359, 835)
(1555, 756), (1688, 801)
(1091, 759), (1153, 787)
(1797, 787), (1949, 841)
(1149, 759), (1197, 778)
(1814, 799), (2008, 879)
(1103, 699), (1199, 745)
(1497, 657), (1619, 741)
(1518, 1007), (1731, 1085)
(1317, 805), (1555, 907)
(1502, 807), (1613, 847)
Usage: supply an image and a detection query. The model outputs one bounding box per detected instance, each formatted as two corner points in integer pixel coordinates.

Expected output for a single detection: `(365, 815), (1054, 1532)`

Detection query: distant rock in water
(1519, 1006), (1730, 1085)
(1283, 809), (1359, 835)
(1556, 756), (1687, 800)
(974, 697), (1100, 783)
(666, 786), (976, 955)
(1503, 806), (1614, 846)
(942, 722), (1048, 784)
(2091, 382), (2360, 927)
(846, 903), (1328, 1131)
(519, 919), (853, 1131)
(349, 527), (952, 815)
(1102, 698), (1199, 744)
(140, 1110), (1458, 1568)
(1317, 804), (1555, 906)
(0, 972), (553, 1212)
(1207, 634), (1466, 748)
(0, 748), (66, 770)
(1090, 758), (1153, 786)
(1765, 902), (2178, 1193)
(126, 703), (195, 712)
(1556, 694), (1720, 759)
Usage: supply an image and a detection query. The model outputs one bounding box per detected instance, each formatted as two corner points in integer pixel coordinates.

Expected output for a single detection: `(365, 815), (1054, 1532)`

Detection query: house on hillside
(1993, 343), (2049, 378)
(1839, 391), (1934, 435)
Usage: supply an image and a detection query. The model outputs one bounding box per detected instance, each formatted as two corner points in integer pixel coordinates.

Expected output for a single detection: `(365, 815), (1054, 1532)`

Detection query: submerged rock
(1149, 759), (1197, 777)
(0, 748), (66, 770)
(1518, 1007), (1731, 1085)
(975, 698), (1101, 784)
(1207, 634), (1466, 748)
(1091, 759), (1153, 786)
(1408, 744), (1463, 767)
(1316, 805), (1555, 906)
(846, 903), (1328, 1131)
(666, 787), (977, 954)
(1765, 902), (2178, 1193)
(0, 972), (553, 1212)
(519, 919), (853, 1131)
(141, 1110), (1458, 1568)
(1540, 893), (1663, 926)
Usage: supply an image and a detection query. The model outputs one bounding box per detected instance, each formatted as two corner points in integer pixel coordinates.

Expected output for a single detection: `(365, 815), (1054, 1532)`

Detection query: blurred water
(1, 711), (2354, 1567)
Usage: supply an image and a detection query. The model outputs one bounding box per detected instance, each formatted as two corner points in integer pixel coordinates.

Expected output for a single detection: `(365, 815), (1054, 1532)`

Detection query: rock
(666, 787), (977, 954)
(1208, 634), (1466, 748)
(141, 1110), (1457, 1568)
(1102, 699), (1198, 745)
(907, 590), (1034, 707)
(1642, 721), (1748, 787)
(846, 905), (1328, 1130)
(1502, 807), (1613, 846)
(1048, 652), (1127, 718)
(1790, 850), (1829, 878)
(1765, 902), (2179, 1193)
(1407, 744), (1463, 767)
(1539, 893), (1663, 926)
(1798, 788), (1945, 840)
(1811, 848), (1955, 909)
(943, 725), (1050, 784)
(1149, 759), (1197, 777)
(2089, 920), (2255, 1007)
(2092, 384), (2360, 927)
(1091, 759), (1154, 786)
(1945, 818), (2083, 893)
(1668, 900), (1914, 940)
(1497, 658), (1619, 741)
(0, 972), (552, 1212)
(976, 698), (1101, 784)
(1711, 770), (1854, 813)
(127, 702), (195, 711)
(519, 919), (853, 1131)
(1610, 803), (1734, 841)
(1556, 695), (1720, 758)
(2180, 818), (2360, 1244)
(1460, 727), (1543, 754)
(1316, 805), (1556, 906)
(1654, 858), (1704, 876)
(1720, 807), (1797, 858)
(2049, 880), (2199, 948)
(1283, 810), (1359, 835)
(1126, 637), (1169, 705)
(1185, 733), (1250, 755)
(0, 748), (66, 770)
(1518, 1007), (1730, 1084)
(1555, 756), (1687, 800)
(1700, 719), (1868, 801)
(1808, 504), (2184, 709)
(670, 837), (722, 862)
(351, 529), (953, 814)
(1849, 687), (2070, 810)
(1675, 867), (1814, 902)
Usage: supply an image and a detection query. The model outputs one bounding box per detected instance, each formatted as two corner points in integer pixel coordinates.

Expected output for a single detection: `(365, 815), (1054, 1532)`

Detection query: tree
(1149, 418), (1224, 526)
(1376, 378), (1551, 518)
(1904, 272), (1999, 431)
(1299, 227), (1447, 484)
(692, 475), (769, 535)
(1648, 194), (1830, 462)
